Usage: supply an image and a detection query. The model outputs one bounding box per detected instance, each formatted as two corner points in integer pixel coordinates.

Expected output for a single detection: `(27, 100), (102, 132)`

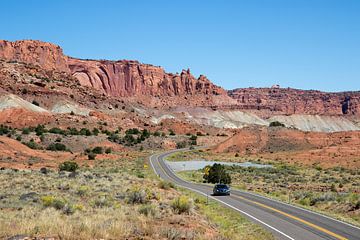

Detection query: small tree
(59, 161), (79, 172)
(203, 163), (231, 184)
(92, 146), (103, 154)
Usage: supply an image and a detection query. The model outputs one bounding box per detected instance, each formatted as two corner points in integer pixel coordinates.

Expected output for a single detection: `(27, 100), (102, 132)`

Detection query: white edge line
(149, 153), (295, 240)
(233, 189), (360, 231)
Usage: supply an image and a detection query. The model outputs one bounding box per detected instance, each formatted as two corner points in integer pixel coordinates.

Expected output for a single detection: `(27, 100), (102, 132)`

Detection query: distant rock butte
(0, 39), (359, 116)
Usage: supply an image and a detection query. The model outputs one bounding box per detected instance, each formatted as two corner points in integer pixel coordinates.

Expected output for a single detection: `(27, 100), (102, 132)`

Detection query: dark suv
(213, 184), (230, 196)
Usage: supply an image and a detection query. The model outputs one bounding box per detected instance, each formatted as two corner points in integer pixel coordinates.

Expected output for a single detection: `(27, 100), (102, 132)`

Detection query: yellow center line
(233, 195), (348, 240)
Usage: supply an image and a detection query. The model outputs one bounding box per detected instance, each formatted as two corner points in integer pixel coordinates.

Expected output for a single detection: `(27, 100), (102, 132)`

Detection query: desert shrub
(153, 131), (161, 137)
(32, 100), (40, 106)
(169, 129), (176, 136)
(125, 128), (140, 135)
(35, 124), (47, 136)
(77, 186), (90, 196)
(92, 128), (100, 136)
(47, 143), (67, 151)
(80, 128), (92, 136)
(203, 163), (231, 184)
(139, 204), (157, 216)
(189, 135), (197, 141)
(158, 180), (175, 190)
(22, 128), (31, 134)
(176, 141), (187, 149)
(92, 146), (103, 154)
(171, 196), (193, 214)
(24, 139), (41, 149)
(141, 129), (151, 138)
(108, 133), (120, 142)
(92, 195), (114, 208)
(127, 188), (148, 204)
(269, 121), (285, 127)
(67, 127), (79, 135)
(59, 161), (79, 172)
(0, 125), (10, 135)
(88, 152), (96, 160)
(105, 147), (112, 154)
(49, 127), (65, 135)
(41, 195), (56, 207)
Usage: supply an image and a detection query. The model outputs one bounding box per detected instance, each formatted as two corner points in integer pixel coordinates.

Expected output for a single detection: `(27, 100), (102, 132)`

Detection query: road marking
(149, 153), (295, 240)
(233, 195), (348, 240)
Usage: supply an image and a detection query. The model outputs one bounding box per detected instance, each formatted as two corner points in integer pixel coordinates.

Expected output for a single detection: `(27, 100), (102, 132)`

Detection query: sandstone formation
(0, 39), (360, 119)
(0, 40), (69, 73)
(228, 88), (360, 117)
(0, 40), (225, 98)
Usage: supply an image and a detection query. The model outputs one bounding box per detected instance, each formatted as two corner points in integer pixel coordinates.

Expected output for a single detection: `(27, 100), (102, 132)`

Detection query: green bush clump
(32, 100), (40, 106)
(92, 146), (103, 154)
(105, 148), (112, 154)
(269, 121), (285, 127)
(49, 127), (66, 135)
(171, 196), (193, 214)
(176, 141), (187, 149)
(125, 128), (140, 135)
(0, 125), (11, 135)
(126, 188), (148, 204)
(24, 139), (41, 150)
(59, 161), (79, 172)
(47, 143), (67, 151)
(22, 128), (31, 135)
(139, 204), (157, 216)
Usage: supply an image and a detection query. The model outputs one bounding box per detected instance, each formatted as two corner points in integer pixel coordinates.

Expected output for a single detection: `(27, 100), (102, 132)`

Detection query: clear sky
(1, 0), (359, 92)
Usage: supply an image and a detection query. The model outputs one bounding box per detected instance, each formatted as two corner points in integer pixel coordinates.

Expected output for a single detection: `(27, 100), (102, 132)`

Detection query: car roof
(215, 184), (229, 187)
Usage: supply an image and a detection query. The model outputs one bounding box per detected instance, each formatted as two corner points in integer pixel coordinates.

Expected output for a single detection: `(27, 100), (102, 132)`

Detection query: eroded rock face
(228, 88), (360, 116)
(0, 40), (225, 97)
(68, 58), (225, 97)
(0, 40), (69, 73)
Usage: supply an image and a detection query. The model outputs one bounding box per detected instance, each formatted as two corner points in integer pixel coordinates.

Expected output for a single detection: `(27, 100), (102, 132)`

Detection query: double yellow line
(233, 195), (348, 240)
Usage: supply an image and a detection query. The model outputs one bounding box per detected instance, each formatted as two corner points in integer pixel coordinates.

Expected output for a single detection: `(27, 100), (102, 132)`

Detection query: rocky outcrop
(228, 88), (360, 116)
(0, 40), (69, 73)
(0, 40), (225, 97)
(68, 58), (225, 97)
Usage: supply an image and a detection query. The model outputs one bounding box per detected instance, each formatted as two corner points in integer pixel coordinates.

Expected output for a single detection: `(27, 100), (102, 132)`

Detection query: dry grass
(0, 151), (274, 239)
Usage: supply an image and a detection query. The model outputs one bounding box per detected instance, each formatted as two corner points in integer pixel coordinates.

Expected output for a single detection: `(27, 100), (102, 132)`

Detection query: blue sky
(1, 0), (359, 92)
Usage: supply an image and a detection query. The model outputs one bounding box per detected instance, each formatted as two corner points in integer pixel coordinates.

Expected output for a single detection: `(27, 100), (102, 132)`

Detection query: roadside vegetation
(169, 150), (360, 226)
(0, 150), (274, 239)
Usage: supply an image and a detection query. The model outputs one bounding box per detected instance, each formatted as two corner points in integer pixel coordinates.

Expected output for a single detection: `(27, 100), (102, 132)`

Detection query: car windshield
(216, 184), (229, 189)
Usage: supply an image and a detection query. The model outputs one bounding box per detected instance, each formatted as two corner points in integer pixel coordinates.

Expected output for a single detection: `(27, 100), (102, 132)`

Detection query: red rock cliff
(0, 40), (225, 97)
(0, 40), (69, 73)
(68, 58), (225, 97)
(228, 88), (360, 116)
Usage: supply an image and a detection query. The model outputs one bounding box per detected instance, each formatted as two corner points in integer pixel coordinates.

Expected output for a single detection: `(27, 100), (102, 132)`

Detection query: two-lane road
(149, 149), (360, 240)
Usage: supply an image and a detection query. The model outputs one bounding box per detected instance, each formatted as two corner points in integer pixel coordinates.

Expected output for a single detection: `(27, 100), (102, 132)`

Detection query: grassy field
(169, 151), (360, 226)
(0, 150), (274, 239)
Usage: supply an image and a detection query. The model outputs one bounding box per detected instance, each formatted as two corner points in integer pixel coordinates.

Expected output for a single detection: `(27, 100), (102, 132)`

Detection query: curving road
(149, 149), (360, 240)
